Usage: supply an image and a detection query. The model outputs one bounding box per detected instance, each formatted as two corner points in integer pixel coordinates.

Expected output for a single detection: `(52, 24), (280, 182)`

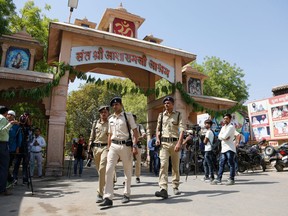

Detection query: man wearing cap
(0, 106), (18, 195)
(132, 114), (146, 183)
(155, 96), (185, 199)
(99, 97), (138, 207)
(7, 110), (23, 185)
(88, 105), (110, 203)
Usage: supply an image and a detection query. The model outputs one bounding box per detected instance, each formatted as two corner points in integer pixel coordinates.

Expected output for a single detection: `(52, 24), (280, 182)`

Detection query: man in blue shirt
(148, 134), (160, 176)
(7, 110), (23, 185)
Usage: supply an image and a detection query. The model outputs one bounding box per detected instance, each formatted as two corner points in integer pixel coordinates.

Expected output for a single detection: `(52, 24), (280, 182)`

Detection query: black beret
(110, 97), (122, 106)
(98, 105), (109, 112)
(163, 96), (174, 104)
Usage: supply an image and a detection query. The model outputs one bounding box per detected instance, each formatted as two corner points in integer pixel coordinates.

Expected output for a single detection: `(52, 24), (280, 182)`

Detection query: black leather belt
(112, 140), (127, 145)
(161, 137), (178, 142)
(0, 141), (8, 144)
(91, 143), (108, 148)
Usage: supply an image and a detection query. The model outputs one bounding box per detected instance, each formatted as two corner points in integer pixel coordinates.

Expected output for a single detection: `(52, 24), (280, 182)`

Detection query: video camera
(191, 124), (201, 134)
(19, 112), (31, 126)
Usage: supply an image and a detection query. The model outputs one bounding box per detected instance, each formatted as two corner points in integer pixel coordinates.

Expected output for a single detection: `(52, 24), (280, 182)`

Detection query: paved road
(1, 162), (287, 216)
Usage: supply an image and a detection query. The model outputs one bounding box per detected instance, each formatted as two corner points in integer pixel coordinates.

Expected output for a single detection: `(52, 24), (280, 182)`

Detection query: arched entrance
(45, 5), (236, 176)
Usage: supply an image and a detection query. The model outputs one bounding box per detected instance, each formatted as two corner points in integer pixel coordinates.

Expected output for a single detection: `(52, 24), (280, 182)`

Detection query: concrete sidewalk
(1, 161), (287, 216)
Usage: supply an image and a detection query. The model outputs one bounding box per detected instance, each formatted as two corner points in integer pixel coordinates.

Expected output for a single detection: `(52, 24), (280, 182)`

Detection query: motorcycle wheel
(265, 146), (275, 156)
(275, 163), (284, 172)
(238, 162), (247, 173)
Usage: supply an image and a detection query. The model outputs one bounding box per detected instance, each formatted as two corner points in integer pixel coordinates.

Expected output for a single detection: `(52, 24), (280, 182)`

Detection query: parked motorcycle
(265, 143), (288, 172)
(237, 139), (267, 173)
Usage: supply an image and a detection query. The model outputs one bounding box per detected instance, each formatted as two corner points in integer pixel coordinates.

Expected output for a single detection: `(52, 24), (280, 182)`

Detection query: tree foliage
(0, 0), (16, 35)
(9, 1), (58, 72)
(194, 56), (249, 103)
(66, 78), (147, 141)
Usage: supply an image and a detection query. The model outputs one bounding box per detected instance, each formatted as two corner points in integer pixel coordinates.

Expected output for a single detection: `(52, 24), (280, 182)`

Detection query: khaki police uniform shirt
(89, 119), (109, 146)
(157, 110), (185, 138)
(108, 112), (137, 141)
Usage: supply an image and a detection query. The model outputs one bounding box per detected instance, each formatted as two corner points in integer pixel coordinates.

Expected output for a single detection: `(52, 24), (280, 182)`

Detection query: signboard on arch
(70, 46), (175, 83)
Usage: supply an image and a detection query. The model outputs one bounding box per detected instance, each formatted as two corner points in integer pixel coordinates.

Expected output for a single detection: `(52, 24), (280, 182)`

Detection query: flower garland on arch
(0, 62), (241, 115)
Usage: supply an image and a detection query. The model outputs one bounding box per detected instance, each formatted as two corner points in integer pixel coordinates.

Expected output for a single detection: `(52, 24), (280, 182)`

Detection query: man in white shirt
(211, 113), (236, 185)
(30, 128), (46, 178)
(202, 119), (215, 182)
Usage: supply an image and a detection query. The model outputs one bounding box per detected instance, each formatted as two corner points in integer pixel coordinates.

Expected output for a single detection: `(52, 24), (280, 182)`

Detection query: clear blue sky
(13, 0), (288, 102)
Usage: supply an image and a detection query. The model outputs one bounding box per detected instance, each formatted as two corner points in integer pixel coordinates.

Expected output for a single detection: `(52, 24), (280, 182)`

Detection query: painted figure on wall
(188, 78), (201, 95)
(5, 47), (30, 70)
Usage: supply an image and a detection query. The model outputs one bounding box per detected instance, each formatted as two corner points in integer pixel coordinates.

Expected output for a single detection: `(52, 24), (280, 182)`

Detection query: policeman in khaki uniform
(132, 114), (146, 183)
(88, 105), (110, 203)
(155, 96), (185, 199)
(99, 97), (138, 207)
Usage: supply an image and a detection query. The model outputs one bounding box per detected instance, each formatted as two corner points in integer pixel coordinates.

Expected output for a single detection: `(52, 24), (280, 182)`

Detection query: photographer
(30, 128), (46, 178)
(7, 110), (22, 185)
(13, 112), (33, 185)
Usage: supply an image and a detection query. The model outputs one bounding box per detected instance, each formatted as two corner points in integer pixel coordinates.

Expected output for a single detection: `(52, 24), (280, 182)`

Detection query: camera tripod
(9, 151), (34, 195)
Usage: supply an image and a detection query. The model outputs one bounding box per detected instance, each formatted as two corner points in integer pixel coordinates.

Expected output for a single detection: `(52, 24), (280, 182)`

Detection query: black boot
(155, 189), (168, 199)
(99, 198), (113, 207)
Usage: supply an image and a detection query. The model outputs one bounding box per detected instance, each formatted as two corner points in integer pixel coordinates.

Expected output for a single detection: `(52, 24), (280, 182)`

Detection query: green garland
(0, 62), (240, 115)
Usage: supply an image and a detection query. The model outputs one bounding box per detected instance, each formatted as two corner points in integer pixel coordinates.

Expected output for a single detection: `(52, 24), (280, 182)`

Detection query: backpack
(209, 130), (221, 151)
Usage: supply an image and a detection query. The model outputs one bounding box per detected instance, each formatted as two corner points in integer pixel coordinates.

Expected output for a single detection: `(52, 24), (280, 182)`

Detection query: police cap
(98, 105), (109, 112)
(110, 97), (122, 106)
(163, 96), (174, 104)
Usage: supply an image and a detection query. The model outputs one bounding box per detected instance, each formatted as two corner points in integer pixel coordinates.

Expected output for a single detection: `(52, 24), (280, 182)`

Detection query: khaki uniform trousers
(92, 146), (108, 196)
(159, 141), (180, 191)
(103, 143), (133, 200)
(134, 149), (141, 178)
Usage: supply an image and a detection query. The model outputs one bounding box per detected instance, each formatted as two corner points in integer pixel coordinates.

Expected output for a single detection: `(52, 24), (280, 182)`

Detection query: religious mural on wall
(188, 78), (201, 95)
(5, 47), (30, 70)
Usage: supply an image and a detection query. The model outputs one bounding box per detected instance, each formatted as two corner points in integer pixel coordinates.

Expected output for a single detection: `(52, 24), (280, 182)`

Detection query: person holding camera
(99, 97), (138, 207)
(29, 128), (46, 178)
(155, 96), (185, 199)
(88, 105), (110, 203)
(7, 110), (23, 185)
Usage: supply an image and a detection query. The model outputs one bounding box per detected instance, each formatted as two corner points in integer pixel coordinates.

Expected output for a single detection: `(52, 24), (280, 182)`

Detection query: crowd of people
(0, 106), (46, 196)
(81, 96), (243, 208)
(1, 98), (243, 207)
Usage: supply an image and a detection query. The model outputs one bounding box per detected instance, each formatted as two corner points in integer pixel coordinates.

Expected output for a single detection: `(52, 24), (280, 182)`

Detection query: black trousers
(0, 142), (9, 192)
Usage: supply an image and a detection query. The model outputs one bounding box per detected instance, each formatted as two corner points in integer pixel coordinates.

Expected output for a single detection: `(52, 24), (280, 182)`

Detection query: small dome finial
(117, 2), (127, 12)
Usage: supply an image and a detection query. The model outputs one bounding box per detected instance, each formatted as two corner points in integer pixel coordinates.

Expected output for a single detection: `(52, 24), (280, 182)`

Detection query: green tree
(9, 1), (58, 72)
(66, 78), (148, 141)
(194, 56), (249, 103)
(155, 78), (173, 99)
(0, 0), (16, 35)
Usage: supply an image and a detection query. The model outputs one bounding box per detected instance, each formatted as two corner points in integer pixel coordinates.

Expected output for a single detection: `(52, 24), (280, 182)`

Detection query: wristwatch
(133, 144), (138, 148)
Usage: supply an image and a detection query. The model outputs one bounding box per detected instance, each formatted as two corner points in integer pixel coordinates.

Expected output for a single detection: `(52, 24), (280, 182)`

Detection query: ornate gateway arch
(44, 5), (236, 175)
